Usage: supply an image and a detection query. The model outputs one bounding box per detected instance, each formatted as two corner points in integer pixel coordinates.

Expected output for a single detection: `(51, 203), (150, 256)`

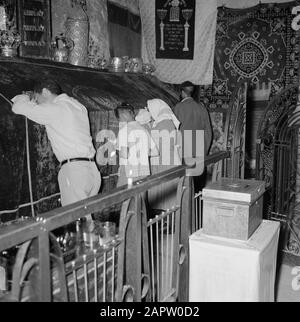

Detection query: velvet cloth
(0, 58), (179, 221)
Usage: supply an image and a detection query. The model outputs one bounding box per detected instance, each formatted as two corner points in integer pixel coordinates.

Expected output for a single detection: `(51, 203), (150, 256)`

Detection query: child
(114, 106), (158, 187)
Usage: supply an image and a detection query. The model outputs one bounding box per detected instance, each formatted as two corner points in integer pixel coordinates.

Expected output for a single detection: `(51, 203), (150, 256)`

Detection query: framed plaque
(17, 0), (51, 58)
(155, 0), (196, 60)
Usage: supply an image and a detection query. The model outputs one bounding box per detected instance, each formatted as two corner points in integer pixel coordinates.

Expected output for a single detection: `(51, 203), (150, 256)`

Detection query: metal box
(202, 178), (265, 241)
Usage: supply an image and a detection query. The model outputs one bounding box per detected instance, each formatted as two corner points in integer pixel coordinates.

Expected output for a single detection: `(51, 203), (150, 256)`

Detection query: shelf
(23, 41), (46, 47)
(23, 10), (44, 17)
(23, 26), (45, 32)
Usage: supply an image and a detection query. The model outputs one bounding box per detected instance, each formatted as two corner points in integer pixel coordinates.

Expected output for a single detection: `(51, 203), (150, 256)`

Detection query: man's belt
(60, 158), (94, 167)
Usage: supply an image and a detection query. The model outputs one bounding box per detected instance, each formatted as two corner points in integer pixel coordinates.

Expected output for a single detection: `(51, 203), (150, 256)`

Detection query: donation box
(202, 178), (265, 241)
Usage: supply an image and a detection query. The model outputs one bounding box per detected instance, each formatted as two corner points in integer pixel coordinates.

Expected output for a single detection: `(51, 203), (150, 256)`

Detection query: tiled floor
(276, 264), (300, 302)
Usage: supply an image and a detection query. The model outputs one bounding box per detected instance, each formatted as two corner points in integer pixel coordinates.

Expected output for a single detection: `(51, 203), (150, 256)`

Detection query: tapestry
(199, 2), (300, 153)
(140, 0), (217, 85)
(155, 0), (195, 60)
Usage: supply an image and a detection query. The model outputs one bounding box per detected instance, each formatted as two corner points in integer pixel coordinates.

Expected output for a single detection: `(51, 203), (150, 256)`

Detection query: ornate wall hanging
(155, 0), (195, 60)
(200, 2), (300, 154)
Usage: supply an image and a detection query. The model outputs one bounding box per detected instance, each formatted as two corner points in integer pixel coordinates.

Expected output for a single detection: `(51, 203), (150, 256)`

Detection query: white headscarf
(147, 99), (180, 130)
(135, 109), (152, 125)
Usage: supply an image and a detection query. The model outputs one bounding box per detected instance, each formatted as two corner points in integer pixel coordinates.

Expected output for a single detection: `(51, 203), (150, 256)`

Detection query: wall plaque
(155, 0), (195, 60)
(17, 0), (51, 58)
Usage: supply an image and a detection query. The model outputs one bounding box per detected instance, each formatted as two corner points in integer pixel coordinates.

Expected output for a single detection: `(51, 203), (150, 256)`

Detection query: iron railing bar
(38, 230), (51, 302)
(166, 214), (170, 295)
(199, 193), (203, 230)
(103, 252), (107, 302)
(65, 255), (115, 281)
(195, 200), (198, 230)
(0, 170), (185, 250)
(161, 217), (164, 299)
(147, 207), (179, 227)
(0, 152), (230, 252)
(112, 247), (115, 302)
(0, 220), (42, 252)
(169, 212), (175, 292)
(65, 255), (114, 275)
(156, 217), (160, 301)
(94, 251), (98, 303)
(149, 222), (155, 302)
(64, 243), (120, 273)
(72, 263), (79, 302)
(83, 256), (89, 302)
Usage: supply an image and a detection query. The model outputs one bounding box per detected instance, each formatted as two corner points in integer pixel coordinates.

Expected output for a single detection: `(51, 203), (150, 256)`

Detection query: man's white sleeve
(12, 96), (57, 125)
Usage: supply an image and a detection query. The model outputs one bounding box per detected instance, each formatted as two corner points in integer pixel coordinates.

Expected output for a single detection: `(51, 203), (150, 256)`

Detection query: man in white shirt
(114, 106), (158, 187)
(12, 79), (101, 217)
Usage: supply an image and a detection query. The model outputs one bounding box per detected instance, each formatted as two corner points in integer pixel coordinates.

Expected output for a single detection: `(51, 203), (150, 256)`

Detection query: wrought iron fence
(0, 152), (229, 302)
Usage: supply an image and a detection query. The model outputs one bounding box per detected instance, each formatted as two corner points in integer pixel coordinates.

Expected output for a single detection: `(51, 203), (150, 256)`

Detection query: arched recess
(256, 85), (300, 253)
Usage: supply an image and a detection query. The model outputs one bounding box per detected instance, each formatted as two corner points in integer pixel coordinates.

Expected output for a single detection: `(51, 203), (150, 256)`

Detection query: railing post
(135, 194), (142, 302)
(178, 176), (193, 302)
(117, 195), (143, 302)
(38, 228), (51, 302)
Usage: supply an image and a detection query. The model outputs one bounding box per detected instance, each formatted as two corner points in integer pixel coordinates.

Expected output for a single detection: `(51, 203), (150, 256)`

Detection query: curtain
(107, 1), (141, 58)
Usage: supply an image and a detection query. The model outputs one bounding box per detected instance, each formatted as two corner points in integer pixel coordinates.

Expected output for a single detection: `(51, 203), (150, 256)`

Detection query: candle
(128, 170), (133, 187)
(128, 178), (133, 187)
(90, 234), (93, 250)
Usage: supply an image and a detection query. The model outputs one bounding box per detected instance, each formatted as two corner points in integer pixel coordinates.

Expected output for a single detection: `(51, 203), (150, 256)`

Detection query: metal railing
(0, 151), (230, 302)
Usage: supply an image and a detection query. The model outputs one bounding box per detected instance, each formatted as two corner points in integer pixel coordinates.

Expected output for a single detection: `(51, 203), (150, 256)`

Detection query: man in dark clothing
(174, 81), (213, 192)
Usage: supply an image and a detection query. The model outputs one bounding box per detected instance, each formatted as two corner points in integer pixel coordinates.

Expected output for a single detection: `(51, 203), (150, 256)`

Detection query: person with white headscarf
(114, 105), (159, 188)
(135, 108), (153, 133)
(147, 99), (182, 166)
(146, 98), (182, 211)
(147, 99), (180, 130)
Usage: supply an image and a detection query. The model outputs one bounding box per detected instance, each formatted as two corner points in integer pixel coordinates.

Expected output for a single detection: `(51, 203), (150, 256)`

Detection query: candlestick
(182, 9), (193, 52)
(157, 9), (167, 51)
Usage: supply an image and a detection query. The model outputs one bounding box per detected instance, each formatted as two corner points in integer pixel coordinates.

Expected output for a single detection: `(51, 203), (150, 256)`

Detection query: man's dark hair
(114, 106), (135, 120)
(33, 79), (62, 95)
(180, 81), (194, 97)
